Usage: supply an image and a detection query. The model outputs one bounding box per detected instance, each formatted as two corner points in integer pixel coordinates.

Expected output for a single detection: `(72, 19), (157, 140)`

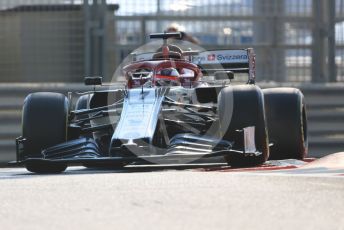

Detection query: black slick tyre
(218, 85), (269, 167)
(22, 92), (69, 173)
(263, 88), (308, 160)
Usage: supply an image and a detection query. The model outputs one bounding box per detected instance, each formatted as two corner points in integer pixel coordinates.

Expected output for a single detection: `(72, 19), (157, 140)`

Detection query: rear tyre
(263, 88), (308, 160)
(75, 94), (93, 139)
(22, 92), (69, 173)
(218, 85), (269, 167)
(75, 94), (91, 120)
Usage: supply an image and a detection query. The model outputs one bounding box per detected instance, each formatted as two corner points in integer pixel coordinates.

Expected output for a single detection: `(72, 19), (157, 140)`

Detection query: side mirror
(182, 50), (200, 56)
(214, 71), (234, 81)
(84, 76), (102, 86)
(183, 50), (200, 61)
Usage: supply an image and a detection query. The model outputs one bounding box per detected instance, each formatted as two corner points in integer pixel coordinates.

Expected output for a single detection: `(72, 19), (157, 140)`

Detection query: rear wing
(131, 48), (256, 83)
(191, 48), (256, 83)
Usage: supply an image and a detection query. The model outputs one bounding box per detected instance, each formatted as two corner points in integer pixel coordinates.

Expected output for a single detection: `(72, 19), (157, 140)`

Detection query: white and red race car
(13, 32), (308, 173)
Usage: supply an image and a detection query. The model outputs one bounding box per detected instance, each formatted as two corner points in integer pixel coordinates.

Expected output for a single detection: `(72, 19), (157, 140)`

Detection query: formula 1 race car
(13, 32), (308, 173)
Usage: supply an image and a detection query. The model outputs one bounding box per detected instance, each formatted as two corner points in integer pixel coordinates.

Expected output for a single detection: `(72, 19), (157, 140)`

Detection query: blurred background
(0, 0), (343, 162)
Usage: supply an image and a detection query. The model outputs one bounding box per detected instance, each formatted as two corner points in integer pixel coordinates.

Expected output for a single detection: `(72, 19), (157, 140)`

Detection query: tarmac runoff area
(0, 153), (343, 230)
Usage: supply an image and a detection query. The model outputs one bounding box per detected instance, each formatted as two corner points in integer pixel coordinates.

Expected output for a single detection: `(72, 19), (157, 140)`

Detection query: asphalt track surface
(0, 154), (344, 230)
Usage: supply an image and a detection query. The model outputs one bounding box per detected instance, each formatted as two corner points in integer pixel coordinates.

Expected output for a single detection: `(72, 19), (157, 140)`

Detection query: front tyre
(22, 92), (69, 173)
(25, 161), (67, 174)
(218, 85), (269, 167)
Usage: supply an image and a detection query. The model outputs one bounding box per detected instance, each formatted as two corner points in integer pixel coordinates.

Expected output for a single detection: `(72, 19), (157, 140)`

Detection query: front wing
(11, 132), (262, 167)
